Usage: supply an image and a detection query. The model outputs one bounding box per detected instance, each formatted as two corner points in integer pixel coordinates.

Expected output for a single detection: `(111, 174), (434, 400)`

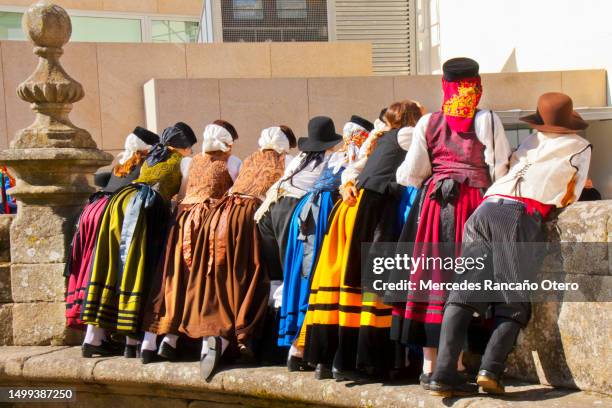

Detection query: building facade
(0, 0), (202, 43)
(0, 0), (416, 75)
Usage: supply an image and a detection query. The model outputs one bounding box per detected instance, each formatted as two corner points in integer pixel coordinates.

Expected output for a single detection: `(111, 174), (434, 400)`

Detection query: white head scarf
(202, 124), (233, 153)
(373, 118), (387, 133)
(258, 127), (291, 154)
(116, 133), (153, 165)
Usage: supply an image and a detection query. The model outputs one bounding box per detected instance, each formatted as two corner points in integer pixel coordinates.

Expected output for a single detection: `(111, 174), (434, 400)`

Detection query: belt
(484, 196), (525, 206)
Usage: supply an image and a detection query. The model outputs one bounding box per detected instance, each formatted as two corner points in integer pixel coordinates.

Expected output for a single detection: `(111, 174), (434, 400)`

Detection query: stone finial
(0, 1), (112, 205)
(12, 1), (94, 149)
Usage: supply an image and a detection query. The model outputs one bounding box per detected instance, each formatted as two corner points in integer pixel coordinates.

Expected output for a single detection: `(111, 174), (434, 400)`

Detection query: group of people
(65, 57), (592, 398)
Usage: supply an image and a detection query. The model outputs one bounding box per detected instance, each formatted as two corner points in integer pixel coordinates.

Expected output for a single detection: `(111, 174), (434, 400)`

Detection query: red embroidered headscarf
(442, 76), (482, 133)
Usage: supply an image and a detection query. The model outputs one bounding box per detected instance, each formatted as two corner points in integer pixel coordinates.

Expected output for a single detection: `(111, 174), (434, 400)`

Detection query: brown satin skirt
(142, 202), (213, 335)
(178, 194), (270, 344)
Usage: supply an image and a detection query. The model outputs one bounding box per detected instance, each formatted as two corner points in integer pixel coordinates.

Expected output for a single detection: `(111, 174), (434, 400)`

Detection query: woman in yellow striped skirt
(80, 123), (197, 358)
(301, 101), (424, 380)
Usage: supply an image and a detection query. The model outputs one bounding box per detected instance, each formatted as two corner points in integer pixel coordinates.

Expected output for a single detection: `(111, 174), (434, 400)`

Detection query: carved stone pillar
(0, 1), (113, 345)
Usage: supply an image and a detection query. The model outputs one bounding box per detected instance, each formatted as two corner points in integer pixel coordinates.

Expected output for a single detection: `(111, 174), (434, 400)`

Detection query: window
(0, 12), (25, 40)
(232, 0), (264, 20)
(276, 0), (307, 19)
(71, 16), (142, 43)
(0, 9), (198, 43)
(222, 0), (328, 42)
(152, 20), (199, 43)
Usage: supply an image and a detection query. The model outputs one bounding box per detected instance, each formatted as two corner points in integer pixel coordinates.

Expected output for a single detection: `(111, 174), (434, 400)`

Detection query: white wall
(436, 0), (612, 102)
(424, 0), (612, 198)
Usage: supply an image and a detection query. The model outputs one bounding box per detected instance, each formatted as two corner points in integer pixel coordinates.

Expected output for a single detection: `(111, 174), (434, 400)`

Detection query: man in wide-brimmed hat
(429, 92), (592, 397)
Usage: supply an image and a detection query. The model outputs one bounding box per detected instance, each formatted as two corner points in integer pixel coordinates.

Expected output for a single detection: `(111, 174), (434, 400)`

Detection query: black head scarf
(146, 122), (197, 167)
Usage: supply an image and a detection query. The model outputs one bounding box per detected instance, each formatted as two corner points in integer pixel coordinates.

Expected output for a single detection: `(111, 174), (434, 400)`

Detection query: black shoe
(459, 370), (477, 383)
(124, 344), (140, 359)
(430, 379), (478, 397)
(419, 372), (432, 390)
(82, 341), (121, 358)
(158, 342), (178, 361)
(201, 336), (223, 382)
(287, 356), (313, 372)
(477, 369), (505, 395)
(237, 344), (257, 365)
(314, 363), (332, 380)
(141, 349), (159, 364)
(332, 366), (359, 382)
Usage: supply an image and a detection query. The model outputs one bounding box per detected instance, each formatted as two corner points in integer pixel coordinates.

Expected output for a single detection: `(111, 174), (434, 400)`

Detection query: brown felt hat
(520, 92), (588, 134)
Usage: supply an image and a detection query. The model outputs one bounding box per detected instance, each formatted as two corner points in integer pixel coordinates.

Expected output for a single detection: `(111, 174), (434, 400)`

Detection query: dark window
(222, 0), (328, 42)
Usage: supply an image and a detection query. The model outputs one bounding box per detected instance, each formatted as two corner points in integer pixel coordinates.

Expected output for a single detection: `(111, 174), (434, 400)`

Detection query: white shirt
(485, 132), (591, 207)
(227, 155), (242, 182)
(176, 157), (192, 202)
(396, 110), (512, 188)
(255, 152), (330, 221)
(341, 127), (414, 188)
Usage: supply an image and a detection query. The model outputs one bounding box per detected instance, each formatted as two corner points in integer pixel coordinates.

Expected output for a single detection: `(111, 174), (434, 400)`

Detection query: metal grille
(221, 0), (328, 42)
(334, 0), (413, 75)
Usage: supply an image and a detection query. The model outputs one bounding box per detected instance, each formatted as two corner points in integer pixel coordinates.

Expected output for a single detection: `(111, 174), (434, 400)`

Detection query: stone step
(0, 346), (609, 407)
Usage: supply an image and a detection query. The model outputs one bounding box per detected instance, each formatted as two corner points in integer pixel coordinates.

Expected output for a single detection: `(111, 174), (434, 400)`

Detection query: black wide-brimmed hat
(520, 92), (588, 134)
(443, 57), (480, 81)
(349, 115), (374, 132)
(298, 116), (343, 152)
(132, 126), (159, 145)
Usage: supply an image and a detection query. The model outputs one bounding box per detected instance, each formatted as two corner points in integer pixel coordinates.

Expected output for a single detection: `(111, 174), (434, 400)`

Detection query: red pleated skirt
(65, 195), (110, 330)
(392, 181), (484, 347)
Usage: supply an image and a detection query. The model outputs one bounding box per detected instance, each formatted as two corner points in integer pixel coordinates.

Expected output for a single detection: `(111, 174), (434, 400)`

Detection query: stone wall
(506, 200), (612, 394)
(0, 215), (13, 346)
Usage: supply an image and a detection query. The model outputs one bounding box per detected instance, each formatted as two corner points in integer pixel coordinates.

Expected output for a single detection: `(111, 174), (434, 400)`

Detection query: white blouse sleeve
(228, 155), (242, 182)
(569, 145), (592, 204)
(396, 114), (432, 188)
(397, 126), (414, 151)
(475, 110), (512, 182)
(176, 156), (193, 202)
(284, 153), (295, 168)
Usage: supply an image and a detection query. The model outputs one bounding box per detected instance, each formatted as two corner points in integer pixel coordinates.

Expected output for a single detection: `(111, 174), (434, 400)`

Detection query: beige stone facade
(0, 0), (203, 16)
(146, 69), (607, 164)
(0, 40), (372, 153)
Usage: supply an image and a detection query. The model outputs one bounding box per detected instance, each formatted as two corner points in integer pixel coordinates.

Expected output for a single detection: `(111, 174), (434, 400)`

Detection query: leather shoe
(287, 356), (313, 372)
(430, 379), (478, 397)
(82, 341), (121, 358)
(200, 336), (222, 382)
(477, 369), (505, 394)
(141, 349), (159, 364)
(158, 342), (178, 361)
(124, 344), (140, 359)
(314, 363), (332, 380)
(419, 372), (432, 390)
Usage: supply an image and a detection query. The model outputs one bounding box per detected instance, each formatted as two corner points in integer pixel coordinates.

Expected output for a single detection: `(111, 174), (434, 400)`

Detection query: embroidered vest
(356, 129), (406, 194)
(134, 151), (183, 201)
(485, 132), (591, 207)
(232, 149), (286, 199)
(182, 152), (234, 205)
(426, 111), (491, 188)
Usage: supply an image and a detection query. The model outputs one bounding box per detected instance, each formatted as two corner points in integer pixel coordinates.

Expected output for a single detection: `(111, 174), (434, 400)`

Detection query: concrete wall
(0, 40), (372, 155)
(146, 70), (606, 156)
(0, 0), (203, 16)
